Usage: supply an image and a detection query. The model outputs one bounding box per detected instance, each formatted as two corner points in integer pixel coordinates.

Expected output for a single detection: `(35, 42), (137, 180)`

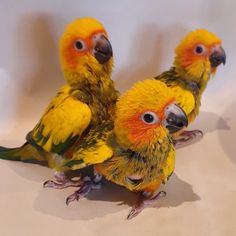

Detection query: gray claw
(66, 193), (80, 205)
(43, 179), (81, 189)
(65, 178), (93, 205)
(43, 180), (54, 188)
(43, 172), (82, 189)
(127, 207), (141, 220)
(174, 129), (204, 149)
(127, 191), (167, 220)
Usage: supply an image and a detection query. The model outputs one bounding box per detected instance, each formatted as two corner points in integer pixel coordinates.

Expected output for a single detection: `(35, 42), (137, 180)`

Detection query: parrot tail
(0, 142), (46, 165)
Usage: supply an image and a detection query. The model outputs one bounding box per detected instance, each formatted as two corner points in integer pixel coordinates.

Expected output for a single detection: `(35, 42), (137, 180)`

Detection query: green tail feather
(0, 143), (46, 165)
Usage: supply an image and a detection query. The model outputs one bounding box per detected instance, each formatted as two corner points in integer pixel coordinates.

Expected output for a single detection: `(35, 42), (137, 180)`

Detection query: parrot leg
(43, 172), (82, 189)
(173, 130), (203, 149)
(93, 171), (103, 184)
(65, 176), (102, 205)
(127, 191), (166, 220)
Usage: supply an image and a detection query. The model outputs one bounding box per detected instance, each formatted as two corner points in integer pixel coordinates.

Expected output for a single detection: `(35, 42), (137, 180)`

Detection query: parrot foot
(127, 191), (166, 220)
(93, 172), (103, 184)
(43, 172), (81, 189)
(174, 130), (203, 149)
(65, 176), (101, 205)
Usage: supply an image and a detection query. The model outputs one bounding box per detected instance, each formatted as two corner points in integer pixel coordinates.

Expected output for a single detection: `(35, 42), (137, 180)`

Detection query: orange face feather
(122, 98), (174, 146)
(57, 17), (114, 87)
(62, 29), (108, 70)
(113, 80), (179, 150)
(58, 17), (113, 75)
(174, 29), (224, 79)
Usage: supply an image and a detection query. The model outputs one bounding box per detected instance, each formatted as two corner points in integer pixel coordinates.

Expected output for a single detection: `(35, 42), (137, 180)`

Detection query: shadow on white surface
(13, 12), (63, 122)
(32, 173), (200, 220)
(191, 111), (230, 134)
(0, 161), (50, 184)
(114, 23), (163, 92)
(218, 101), (236, 165)
(14, 13), (61, 93)
(114, 23), (187, 92)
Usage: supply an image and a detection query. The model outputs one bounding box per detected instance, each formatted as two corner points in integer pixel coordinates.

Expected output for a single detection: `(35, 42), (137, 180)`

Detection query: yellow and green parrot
(0, 17), (118, 183)
(61, 79), (187, 219)
(155, 29), (226, 147)
(0, 79), (187, 219)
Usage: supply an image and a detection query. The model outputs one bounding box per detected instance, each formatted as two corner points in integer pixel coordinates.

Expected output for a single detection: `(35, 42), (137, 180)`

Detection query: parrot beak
(210, 46), (226, 67)
(164, 104), (188, 134)
(94, 35), (113, 64)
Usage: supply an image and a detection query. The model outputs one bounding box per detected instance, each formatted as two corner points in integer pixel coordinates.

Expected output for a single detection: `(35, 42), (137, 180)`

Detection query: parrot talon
(54, 172), (68, 183)
(127, 191), (166, 220)
(66, 177), (93, 205)
(65, 176), (103, 205)
(43, 172), (82, 189)
(43, 180), (58, 188)
(43, 179), (82, 189)
(174, 130), (203, 149)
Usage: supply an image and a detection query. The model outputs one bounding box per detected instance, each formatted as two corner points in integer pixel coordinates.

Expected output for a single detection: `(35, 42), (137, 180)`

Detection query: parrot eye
(194, 44), (207, 55)
(74, 40), (86, 51)
(141, 112), (160, 125)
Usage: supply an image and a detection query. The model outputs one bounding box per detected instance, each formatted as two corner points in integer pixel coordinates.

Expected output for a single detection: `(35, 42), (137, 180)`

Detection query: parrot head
(174, 29), (226, 80)
(114, 79), (188, 153)
(59, 17), (113, 86)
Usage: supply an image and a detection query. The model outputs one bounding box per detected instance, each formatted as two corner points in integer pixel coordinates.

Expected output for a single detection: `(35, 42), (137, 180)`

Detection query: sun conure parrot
(155, 29), (226, 147)
(58, 79), (187, 219)
(0, 78), (187, 219)
(0, 17), (118, 184)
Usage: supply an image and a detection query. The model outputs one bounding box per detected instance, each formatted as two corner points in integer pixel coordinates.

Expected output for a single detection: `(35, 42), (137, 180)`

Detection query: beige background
(0, 0), (236, 235)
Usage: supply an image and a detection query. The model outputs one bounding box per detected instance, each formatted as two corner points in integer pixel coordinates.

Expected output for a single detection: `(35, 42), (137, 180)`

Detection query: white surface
(0, 0), (236, 235)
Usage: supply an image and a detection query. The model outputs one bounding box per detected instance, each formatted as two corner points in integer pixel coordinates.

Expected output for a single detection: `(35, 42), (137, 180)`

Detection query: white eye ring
(194, 44), (207, 55)
(74, 39), (86, 51)
(141, 111), (160, 125)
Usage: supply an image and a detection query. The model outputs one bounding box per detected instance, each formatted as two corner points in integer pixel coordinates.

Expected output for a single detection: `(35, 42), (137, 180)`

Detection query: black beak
(164, 104), (188, 134)
(94, 35), (113, 64)
(210, 46), (226, 67)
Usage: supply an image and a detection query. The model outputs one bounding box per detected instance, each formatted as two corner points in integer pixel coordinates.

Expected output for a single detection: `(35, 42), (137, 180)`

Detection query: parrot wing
(29, 86), (92, 154)
(63, 122), (114, 170)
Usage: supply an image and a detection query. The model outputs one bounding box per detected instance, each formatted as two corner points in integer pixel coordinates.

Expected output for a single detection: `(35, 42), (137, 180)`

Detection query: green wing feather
(0, 143), (46, 164)
(63, 122), (114, 170)
(30, 86), (92, 154)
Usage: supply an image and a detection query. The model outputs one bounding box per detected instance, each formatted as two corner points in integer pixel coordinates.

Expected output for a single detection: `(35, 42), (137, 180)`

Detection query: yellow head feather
(174, 29), (222, 81)
(114, 79), (174, 151)
(59, 17), (113, 87)
(116, 79), (174, 119)
(175, 29), (221, 56)
(60, 17), (106, 40)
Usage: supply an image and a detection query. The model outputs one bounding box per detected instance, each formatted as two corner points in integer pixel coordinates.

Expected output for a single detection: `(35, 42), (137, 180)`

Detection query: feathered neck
(113, 126), (173, 160)
(173, 60), (212, 95)
(63, 61), (113, 91)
